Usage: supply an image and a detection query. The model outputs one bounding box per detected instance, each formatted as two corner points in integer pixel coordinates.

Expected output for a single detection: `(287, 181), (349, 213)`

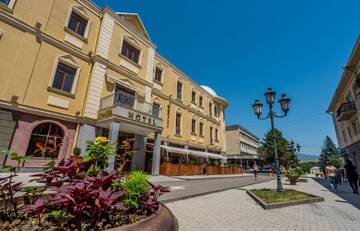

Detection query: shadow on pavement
(313, 177), (360, 209)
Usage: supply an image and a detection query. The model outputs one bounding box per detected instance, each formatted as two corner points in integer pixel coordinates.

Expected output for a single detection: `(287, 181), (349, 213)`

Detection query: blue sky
(93, 0), (360, 155)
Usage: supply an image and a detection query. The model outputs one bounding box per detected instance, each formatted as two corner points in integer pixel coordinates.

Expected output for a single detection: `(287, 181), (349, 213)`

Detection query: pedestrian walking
(203, 160), (208, 175)
(340, 168), (347, 182)
(325, 162), (338, 192)
(253, 163), (258, 180)
(344, 159), (359, 194)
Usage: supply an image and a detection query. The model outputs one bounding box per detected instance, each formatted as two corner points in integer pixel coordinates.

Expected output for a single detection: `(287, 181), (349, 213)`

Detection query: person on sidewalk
(253, 163), (258, 180)
(344, 159), (359, 194)
(325, 163), (338, 192)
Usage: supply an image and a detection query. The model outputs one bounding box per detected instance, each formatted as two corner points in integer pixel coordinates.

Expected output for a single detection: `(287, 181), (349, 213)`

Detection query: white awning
(161, 145), (227, 160)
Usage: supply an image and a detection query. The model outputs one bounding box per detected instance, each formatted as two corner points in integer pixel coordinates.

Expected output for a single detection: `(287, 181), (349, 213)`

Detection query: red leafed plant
(137, 182), (170, 216)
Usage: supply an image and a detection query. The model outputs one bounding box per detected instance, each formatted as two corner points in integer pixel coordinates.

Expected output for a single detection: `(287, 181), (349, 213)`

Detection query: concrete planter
(286, 175), (300, 185)
(107, 205), (178, 231)
(246, 190), (324, 210)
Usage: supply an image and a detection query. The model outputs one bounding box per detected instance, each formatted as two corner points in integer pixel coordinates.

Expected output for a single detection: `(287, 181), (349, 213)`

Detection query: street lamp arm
(275, 113), (287, 118)
(257, 114), (270, 120)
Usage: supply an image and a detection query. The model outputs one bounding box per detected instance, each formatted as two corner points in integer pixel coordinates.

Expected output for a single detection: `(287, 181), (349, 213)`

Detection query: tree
(258, 129), (297, 168)
(319, 136), (342, 170)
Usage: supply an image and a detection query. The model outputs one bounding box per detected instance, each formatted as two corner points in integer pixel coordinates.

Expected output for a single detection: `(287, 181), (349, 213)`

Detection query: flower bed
(0, 137), (175, 231)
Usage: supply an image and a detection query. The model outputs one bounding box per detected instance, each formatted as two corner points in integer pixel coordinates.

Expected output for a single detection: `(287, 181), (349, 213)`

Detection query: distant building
(225, 125), (260, 169)
(328, 36), (360, 170)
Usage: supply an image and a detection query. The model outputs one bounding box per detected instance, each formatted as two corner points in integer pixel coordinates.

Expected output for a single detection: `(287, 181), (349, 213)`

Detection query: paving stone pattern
(166, 178), (360, 231)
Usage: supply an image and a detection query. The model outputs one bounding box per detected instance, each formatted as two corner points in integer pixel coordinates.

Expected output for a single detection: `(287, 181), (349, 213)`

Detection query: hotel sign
(99, 107), (163, 128)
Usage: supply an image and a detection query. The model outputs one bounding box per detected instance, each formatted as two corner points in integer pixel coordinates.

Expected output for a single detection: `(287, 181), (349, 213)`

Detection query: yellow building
(328, 36), (360, 170)
(0, 0), (228, 174)
(0, 0), (101, 168)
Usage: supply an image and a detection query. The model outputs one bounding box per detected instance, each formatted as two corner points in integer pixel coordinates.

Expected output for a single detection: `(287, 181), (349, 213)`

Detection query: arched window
(26, 123), (64, 158)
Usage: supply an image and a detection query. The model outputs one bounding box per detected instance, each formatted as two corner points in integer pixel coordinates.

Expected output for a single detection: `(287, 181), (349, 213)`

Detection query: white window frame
(49, 55), (80, 95)
(120, 35), (143, 65)
(154, 66), (163, 83)
(175, 108), (182, 136)
(1, 0), (16, 9)
(176, 80), (183, 101)
(65, 5), (91, 39)
(191, 115), (197, 134)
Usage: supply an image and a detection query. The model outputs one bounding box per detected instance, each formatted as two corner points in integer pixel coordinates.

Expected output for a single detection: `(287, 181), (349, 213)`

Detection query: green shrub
(113, 170), (149, 209)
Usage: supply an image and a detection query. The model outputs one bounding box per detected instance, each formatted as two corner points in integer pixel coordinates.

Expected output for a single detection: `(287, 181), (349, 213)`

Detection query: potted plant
(0, 137), (177, 231)
(285, 168), (301, 185)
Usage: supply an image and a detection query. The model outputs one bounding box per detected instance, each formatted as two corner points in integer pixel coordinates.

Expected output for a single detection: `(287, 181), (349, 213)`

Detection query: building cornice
(328, 35), (360, 112)
(0, 11), (92, 63)
(76, 0), (102, 16)
(155, 52), (227, 104)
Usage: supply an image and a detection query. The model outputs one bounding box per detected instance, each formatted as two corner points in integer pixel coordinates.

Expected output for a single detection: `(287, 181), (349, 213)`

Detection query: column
(77, 124), (96, 156)
(107, 121), (120, 171)
(131, 135), (146, 170)
(151, 132), (161, 175)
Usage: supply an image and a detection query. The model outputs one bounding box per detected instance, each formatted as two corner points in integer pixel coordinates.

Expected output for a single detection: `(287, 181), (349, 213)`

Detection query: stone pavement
(166, 177), (360, 231)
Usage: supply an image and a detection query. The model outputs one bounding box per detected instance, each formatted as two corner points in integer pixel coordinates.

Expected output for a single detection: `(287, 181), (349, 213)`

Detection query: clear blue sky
(93, 0), (360, 155)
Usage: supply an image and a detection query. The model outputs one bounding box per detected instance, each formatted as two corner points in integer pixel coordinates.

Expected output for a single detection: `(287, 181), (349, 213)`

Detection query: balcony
(99, 91), (162, 128)
(336, 102), (357, 121)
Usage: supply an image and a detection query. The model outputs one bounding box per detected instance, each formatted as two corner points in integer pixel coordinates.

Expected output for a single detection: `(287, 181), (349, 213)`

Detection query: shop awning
(161, 145), (227, 160)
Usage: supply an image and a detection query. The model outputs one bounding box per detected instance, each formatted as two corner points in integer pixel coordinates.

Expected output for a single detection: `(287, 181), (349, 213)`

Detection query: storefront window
(26, 123), (64, 158)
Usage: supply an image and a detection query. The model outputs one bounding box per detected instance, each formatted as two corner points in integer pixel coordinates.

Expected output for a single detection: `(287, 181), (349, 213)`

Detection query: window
(215, 128), (218, 141)
(175, 112), (181, 135)
(199, 96), (203, 108)
(209, 102), (213, 116)
(210, 126), (214, 144)
(68, 11), (88, 37)
(177, 81), (182, 100)
(0, 0), (10, 5)
(152, 103), (161, 117)
(121, 40), (140, 64)
(199, 122), (204, 136)
(352, 121), (359, 136)
(342, 129), (348, 143)
(154, 67), (163, 82)
(214, 104), (219, 117)
(348, 127), (352, 138)
(26, 123), (64, 158)
(191, 90), (196, 103)
(191, 118), (196, 134)
(52, 63), (77, 92)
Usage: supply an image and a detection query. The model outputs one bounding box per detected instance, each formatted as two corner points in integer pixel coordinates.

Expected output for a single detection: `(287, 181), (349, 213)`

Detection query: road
(157, 174), (273, 203)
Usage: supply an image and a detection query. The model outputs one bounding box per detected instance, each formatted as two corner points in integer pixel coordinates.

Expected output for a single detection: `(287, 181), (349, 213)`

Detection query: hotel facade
(225, 125), (259, 170)
(0, 0), (228, 175)
(328, 36), (360, 169)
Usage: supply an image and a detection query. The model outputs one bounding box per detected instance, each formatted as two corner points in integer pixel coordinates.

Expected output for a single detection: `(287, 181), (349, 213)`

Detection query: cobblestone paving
(166, 178), (360, 231)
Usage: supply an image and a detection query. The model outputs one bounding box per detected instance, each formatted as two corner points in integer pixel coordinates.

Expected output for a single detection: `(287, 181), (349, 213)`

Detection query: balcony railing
(336, 102), (357, 121)
(100, 91), (161, 118)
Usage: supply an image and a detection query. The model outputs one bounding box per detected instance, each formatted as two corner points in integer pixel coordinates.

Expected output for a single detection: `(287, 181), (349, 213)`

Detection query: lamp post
(252, 88), (291, 192)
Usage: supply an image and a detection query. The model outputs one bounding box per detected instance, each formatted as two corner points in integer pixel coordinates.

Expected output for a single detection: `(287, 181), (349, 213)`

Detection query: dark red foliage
(137, 182), (170, 216)
(21, 198), (46, 218)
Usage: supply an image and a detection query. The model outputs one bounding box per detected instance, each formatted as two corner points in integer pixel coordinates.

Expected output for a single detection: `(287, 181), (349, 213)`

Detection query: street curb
(246, 189), (325, 210)
(160, 178), (273, 204)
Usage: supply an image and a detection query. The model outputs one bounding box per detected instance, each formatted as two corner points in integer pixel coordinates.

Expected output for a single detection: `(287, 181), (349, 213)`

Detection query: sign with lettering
(128, 111), (156, 126)
(99, 110), (112, 119)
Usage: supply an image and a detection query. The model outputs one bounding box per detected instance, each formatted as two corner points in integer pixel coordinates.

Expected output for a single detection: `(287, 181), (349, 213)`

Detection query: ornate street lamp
(252, 88), (291, 192)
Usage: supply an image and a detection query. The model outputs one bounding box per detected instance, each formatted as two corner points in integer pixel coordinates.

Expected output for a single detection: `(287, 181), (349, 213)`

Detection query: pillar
(151, 132), (161, 175)
(107, 121), (120, 171)
(77, 123), (96, 156)
(131, 135), (146, 170)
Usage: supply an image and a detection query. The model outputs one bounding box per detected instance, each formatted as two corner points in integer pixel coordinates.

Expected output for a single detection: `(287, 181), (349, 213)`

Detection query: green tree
(319, 136), (341, 170)
(258, 129), (297, 168)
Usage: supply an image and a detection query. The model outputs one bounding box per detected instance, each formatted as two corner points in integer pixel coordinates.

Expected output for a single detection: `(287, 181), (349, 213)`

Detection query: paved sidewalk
(166, 178), (360, 231)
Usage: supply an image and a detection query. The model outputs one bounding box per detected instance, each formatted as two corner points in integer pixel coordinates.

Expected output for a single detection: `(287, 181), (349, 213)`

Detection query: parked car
(260, 166), (273, 173)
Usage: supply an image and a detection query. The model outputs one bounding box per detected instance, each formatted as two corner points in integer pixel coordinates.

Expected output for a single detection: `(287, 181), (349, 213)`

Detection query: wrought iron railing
(100, 91), (161, 118)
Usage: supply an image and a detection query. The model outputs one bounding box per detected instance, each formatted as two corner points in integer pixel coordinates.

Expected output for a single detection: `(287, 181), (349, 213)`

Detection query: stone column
(131, 135), (146, 170)
(107, 121), (120, 171)
(77, 124), (96, 156)
(151, 132), (161, 175)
